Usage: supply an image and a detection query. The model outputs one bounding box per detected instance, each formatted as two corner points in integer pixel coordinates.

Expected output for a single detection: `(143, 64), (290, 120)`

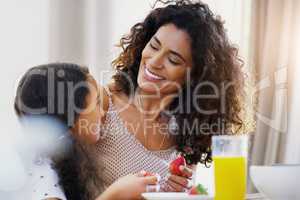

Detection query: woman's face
(137, 23), (193, 95)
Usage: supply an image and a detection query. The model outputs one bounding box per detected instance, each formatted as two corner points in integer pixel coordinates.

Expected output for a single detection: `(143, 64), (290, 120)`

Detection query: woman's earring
(168, 115), (179, 135)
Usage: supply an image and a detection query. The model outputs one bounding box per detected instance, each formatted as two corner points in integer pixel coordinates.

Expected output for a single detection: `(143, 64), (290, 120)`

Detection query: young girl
(14, 63), (158, 200)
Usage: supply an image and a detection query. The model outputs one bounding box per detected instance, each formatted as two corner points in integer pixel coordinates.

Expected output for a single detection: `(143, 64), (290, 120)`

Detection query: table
(246, 193), (267, 200)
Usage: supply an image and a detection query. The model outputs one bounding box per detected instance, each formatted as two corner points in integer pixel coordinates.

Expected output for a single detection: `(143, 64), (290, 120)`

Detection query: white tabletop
(246, 193), (267, 200)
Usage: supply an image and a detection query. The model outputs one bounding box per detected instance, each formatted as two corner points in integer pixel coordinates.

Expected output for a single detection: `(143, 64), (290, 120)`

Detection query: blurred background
(0, 0), (300, 189)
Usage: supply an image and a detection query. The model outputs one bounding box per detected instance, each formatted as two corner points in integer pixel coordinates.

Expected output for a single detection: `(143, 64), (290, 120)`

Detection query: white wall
(0, 0), (50, 129)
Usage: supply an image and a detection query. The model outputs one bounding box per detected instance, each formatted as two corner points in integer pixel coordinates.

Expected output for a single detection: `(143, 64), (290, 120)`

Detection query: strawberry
(188, 184), (208, 195)
(188, 186), (199, 195)
(169, 155), (186, 176)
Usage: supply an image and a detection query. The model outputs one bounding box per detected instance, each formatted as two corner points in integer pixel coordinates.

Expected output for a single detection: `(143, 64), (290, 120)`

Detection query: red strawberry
(169, 155), (186, 176)
(188, 186), (199, 195)
(188, 184), (208, 195)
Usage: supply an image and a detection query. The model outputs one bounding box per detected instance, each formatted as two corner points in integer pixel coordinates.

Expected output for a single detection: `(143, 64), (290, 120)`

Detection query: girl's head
(14, 63), (101, 142)
(113, 0), (245, 164)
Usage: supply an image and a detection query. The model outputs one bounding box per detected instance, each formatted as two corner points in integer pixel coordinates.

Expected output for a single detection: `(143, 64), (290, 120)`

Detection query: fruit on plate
(169, 155), (186, 176)
(188, 184), (208, 195)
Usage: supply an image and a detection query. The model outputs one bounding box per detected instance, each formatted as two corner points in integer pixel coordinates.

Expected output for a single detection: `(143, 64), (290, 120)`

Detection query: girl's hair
(112, 0), (245, 165)
(14, 62), (89, 127)
(14, 63), (101, 200)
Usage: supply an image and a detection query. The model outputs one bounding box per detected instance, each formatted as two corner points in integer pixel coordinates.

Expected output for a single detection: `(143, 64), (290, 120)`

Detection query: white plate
(142, 193), (265, 200)
(142, 192), (214, 200)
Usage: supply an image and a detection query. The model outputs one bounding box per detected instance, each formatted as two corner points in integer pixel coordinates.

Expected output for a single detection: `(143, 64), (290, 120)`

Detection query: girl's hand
(164, 165), (194, 192)
(97, 171), (159, 200)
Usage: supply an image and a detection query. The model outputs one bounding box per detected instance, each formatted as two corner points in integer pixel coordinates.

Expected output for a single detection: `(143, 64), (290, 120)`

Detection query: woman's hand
(96, 171), (159, 200)
(164, 165), (194, 192)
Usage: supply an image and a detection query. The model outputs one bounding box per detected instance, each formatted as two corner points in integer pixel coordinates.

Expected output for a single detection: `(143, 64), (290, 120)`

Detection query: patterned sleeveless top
(93, 86), (178, 191)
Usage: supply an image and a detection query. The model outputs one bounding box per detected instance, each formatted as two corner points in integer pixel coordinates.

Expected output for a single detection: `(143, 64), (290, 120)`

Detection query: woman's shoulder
(101, 81), (125, 100)
(98, 82), (120, 122)
(98, 82), (131, 120)
(98, 84), (110, 114)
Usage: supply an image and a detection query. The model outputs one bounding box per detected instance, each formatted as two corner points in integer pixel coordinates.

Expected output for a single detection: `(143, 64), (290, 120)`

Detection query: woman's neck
(134, 88), (175, 121)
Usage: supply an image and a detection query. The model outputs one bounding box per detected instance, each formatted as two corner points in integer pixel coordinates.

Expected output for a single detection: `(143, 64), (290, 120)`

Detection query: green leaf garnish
(196, 184), (208, 195)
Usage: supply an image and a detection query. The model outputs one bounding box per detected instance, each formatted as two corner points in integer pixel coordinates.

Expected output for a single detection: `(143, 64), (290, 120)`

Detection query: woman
(14, 63), (159, 200)
(91, 0), (244, 194)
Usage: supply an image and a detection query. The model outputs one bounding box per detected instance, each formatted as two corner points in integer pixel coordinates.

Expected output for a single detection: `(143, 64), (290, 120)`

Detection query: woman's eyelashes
(149, 43), (159, 50)
(168, 56), (181, 65)
(149, 43), (181, 66)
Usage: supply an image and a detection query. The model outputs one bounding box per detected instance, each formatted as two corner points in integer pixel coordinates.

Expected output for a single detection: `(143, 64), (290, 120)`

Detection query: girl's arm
(96, 172), (159, 200)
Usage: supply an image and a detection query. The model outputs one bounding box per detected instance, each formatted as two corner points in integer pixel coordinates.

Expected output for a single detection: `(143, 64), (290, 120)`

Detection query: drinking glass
(212, 135), (248, 200)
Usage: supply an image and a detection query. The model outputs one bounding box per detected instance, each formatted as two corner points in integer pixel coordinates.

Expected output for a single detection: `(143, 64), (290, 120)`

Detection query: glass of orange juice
(212, 135), (248, 200)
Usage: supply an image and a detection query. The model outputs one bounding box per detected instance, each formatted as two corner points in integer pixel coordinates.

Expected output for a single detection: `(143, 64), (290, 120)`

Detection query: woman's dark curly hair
(112, 0), (245, 165)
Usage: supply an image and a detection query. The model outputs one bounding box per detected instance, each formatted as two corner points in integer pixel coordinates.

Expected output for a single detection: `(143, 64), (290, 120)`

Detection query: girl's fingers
(137, 170), (161, 184)
(143, 175), (159, 185)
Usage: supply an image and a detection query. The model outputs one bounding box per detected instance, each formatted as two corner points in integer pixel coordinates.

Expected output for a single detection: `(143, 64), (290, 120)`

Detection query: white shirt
(19, 157), (67, 200)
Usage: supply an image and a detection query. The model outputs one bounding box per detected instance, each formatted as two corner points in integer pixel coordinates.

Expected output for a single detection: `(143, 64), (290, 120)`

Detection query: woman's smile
(143, 66), (165, 82)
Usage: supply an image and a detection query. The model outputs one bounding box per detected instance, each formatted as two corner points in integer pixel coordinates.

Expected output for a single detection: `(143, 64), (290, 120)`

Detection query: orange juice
(213, 156), (247, 200)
